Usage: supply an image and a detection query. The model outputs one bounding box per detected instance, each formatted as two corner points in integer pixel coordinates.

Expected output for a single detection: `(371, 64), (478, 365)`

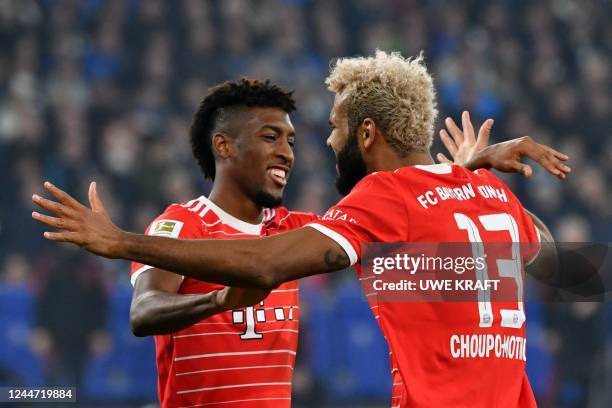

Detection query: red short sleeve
(305, 173), (409, 265)
(130, 205), (205, 286)
(264, 207), (320, 234)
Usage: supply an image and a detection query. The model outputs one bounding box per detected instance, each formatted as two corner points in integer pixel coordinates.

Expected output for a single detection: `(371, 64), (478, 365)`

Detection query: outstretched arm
(120, 227), (348, 289)
(32, 182), (349, 289)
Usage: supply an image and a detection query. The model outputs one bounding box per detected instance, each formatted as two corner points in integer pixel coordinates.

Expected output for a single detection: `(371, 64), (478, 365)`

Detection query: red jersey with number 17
(130, 196), (316, 408)
(306, 164), (540, 408)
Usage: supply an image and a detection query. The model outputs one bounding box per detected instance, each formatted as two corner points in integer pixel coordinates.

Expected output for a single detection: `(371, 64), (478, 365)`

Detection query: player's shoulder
(396, 163), (507, 187)
(156, 198), (203, 221)
(349, 168), (401, 194)
(467, 168), (520, 199)
(354, 163), (457, 188)
(264, 207), (319, 232)
(340, 164), (435, 203)
(468, 167), (503, 184)
(146, 197), (206, 236)
(396, 163), (472, 182)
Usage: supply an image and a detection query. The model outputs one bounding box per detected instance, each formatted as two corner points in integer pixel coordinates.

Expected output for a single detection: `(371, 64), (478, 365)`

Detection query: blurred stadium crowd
(0, 0), (610, 406)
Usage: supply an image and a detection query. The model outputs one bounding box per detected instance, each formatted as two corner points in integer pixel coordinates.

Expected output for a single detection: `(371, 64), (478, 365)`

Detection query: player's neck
(368, 151), (435, 173)
(207, 180), (263, 225)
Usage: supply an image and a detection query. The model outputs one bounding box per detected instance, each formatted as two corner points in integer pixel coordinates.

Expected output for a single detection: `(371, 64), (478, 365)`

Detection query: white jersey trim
(131, 264), (154, 286)
(130, 264), (185, 287)
(414, 163), (453, 174)
(270, 288), (298, 293)
(173, 329), (298, 339)
(305, 224), (358, 266)
(180, 396), (291, 408)
(177, 381), (292, 395)
(175, 349), (296, 362)
(197, 196), (263, 235)
(176, 364), (293, 377)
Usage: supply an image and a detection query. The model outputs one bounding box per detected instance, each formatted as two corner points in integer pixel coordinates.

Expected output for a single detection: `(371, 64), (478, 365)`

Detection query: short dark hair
(190, 78), (296, 180)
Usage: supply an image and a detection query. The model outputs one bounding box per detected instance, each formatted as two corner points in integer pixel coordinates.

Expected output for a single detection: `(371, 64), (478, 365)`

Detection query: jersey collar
(413, 163), (453, 174)
(199, 196), (263, 235)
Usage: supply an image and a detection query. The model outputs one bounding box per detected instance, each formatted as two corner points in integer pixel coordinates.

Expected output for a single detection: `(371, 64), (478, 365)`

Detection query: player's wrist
(463, 147), (492, 171)
(209, 288), (231, 312)
(116, 230), (144, 260)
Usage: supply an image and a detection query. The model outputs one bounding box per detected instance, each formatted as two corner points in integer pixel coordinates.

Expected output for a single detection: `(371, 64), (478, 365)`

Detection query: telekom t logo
(232, 302), (294, 339)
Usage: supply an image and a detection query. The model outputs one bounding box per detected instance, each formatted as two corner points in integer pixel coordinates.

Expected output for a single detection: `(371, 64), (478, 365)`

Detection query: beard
(253, 190), (283, 209)
(335, 132), (368, 196)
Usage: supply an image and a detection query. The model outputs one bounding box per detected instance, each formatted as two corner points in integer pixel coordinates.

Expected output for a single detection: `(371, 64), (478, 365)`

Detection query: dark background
(0, 0), (610, 406)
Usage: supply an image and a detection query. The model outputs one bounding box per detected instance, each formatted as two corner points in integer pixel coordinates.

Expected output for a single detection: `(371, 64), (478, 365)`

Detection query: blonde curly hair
(326, 50), (438, 154)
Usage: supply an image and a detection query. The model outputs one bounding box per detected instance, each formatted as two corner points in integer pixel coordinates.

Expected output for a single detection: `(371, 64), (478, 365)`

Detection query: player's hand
(213, 286), (271, 310)
(437, 111), (494, 166)
(32, 181), (126, 258)
(469, 137), (571, 179)
(438, 111), (571, 179)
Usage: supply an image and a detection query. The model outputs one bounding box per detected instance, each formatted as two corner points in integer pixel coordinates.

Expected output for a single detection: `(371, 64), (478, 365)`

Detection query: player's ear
(212, 133), (235, 159)
(361, 118), (377, 150)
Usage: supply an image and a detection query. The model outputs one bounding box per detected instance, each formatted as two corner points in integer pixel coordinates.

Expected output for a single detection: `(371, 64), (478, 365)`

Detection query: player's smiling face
(327, 90), (368, 196)
(229, 107), (295, 208)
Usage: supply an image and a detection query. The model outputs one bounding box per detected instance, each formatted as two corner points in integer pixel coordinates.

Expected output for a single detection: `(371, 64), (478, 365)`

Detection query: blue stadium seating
(0, 285), (45, 386)
(302, 277), (391, 404)
(525, 302), (553, 398)
(81, 281), (157, 402)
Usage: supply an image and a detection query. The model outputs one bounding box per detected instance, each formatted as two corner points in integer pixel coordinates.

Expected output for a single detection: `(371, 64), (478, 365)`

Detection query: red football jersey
(130, 196), (316, 408)
(307, 164), (540, 408)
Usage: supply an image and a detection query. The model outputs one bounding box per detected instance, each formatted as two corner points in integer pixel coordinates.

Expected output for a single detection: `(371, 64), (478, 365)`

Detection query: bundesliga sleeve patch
(149, 220), (184, 238)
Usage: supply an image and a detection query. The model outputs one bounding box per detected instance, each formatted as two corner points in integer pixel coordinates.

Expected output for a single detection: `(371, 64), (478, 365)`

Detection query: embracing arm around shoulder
(122, 226), (351, 290)
(31, 181), (326, 295)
